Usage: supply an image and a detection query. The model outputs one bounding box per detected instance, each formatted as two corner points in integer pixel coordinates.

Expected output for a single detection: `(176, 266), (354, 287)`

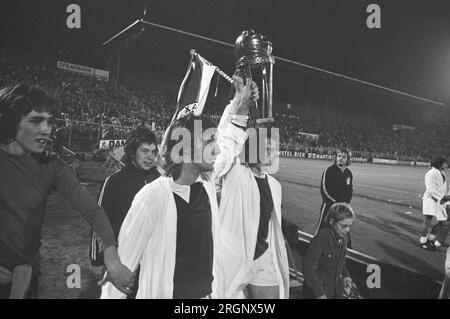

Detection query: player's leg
(420, 215), (435, 249)
(247, 284), (279, 299)
(420, 215), (433, 240)
(431, 221), (449, 247)
(246, 249), (279, 299)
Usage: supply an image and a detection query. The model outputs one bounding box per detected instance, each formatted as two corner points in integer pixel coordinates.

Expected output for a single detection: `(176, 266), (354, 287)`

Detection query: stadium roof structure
(103, 17), (445, 109)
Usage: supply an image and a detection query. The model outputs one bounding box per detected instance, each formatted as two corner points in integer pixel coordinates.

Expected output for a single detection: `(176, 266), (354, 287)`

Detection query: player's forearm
(56, 165), (116, 248)
(214, 102), (249, 177)
(103, 246), (121, 271)
(9, 265), (32, 299)
(83, 208), (116, 250)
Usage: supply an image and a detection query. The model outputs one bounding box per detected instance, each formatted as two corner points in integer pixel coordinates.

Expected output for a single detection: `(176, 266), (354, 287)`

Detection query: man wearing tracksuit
(317, 148), (353, 236)
(90, 128), (161, 298)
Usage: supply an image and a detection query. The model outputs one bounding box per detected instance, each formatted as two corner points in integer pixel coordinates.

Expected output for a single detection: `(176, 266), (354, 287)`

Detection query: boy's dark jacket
(302, 227), (349, 299)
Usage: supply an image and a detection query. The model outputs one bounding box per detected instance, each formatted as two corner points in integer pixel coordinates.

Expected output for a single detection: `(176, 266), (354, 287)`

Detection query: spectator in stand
(2, 50), (449, 162)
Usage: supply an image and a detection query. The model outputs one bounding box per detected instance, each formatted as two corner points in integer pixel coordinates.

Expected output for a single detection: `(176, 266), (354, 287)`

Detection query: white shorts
(245, 249), (278, 287)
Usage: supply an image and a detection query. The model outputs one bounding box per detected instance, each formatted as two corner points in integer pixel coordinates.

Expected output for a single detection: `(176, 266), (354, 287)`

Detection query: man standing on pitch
(317, 148), (353, 235)
(420, 157), (450, 250)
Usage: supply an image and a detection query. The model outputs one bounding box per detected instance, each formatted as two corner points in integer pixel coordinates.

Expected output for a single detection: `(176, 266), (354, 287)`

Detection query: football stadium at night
(1, 0), (450, 303)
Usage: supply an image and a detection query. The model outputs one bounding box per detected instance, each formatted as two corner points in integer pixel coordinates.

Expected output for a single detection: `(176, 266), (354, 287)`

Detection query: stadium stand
(1, 49), (448, 161)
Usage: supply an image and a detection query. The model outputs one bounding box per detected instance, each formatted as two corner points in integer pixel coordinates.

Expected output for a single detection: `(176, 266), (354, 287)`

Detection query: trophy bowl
(234, 30), (274, 69)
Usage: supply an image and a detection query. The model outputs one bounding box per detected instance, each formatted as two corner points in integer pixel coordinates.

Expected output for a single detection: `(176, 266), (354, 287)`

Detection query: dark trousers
(421, 215), (449, 243)
(316, 202), (331, 235)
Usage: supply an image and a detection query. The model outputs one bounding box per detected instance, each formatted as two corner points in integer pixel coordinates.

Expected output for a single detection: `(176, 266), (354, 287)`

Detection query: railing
(52, 118), (431, 164)
(54, 119), (139, 153)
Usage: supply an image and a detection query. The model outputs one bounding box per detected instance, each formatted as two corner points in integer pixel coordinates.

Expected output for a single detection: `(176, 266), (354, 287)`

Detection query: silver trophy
(234, 30), (274, 125)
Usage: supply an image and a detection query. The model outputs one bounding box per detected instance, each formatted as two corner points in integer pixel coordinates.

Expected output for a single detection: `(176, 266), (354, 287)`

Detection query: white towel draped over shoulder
(100, 176), (221, 299)
(101, 99), (288, 299)
(213, 102), (290, 299)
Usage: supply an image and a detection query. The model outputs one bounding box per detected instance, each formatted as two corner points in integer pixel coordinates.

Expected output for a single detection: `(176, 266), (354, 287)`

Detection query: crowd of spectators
(1, 50), (449, 161)
(0, 51), (175, 151)
(275, 104), (449, 161)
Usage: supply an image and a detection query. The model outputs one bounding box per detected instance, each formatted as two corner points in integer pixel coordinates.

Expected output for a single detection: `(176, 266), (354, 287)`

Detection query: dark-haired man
(90, 128), (161, 297)
(0, 83), (134, 298)
(420, 157), (450, 250)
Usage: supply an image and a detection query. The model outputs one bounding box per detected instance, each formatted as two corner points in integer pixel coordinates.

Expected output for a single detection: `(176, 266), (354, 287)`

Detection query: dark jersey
(320, 164), (353, 206)
(0, 149), (115, 271)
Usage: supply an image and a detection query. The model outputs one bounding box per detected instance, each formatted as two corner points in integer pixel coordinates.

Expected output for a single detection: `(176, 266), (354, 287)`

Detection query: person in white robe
(420, 157), (450, 250)
(213, 75), (289, 299)
(100, 75), (258, 299)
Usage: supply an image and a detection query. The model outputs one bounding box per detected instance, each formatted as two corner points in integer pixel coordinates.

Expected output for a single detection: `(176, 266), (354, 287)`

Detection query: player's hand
(98, 263), (136, 295)
(230, 74), (259, 116)
(343, 277), (353, 286)
(250, 80), (259, 102)
(100, 246), (136, 294)
(90, 264), (105, 280)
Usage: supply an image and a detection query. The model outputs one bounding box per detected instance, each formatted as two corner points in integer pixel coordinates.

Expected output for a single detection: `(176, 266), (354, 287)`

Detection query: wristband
(231, 114), (248, 128)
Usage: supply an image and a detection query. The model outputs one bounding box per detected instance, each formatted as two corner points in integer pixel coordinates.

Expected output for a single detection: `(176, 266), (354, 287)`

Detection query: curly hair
(0, 83), (60, 144)
(162, 113), (216, 180)
(431, 157), (447, 170)
(121, 127), (158, 165)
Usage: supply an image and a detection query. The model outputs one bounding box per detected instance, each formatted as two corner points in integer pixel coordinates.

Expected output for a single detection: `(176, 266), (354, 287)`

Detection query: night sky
(0, 0), (449, 108)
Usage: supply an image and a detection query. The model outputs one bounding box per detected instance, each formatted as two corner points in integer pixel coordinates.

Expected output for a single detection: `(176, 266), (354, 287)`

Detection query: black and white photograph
(0, 0), (450, 306)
